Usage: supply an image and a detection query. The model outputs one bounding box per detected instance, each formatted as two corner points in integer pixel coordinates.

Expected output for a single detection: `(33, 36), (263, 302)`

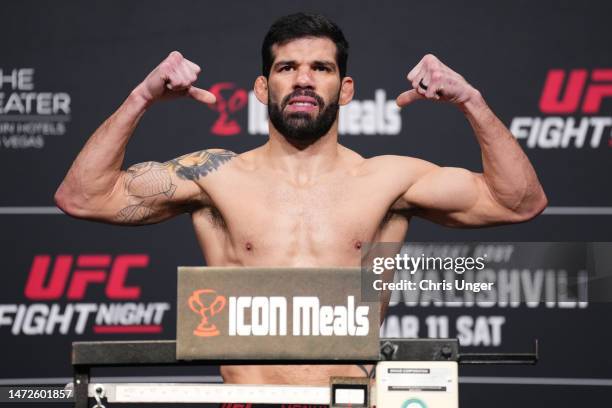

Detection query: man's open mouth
(286, 96), (319, 112)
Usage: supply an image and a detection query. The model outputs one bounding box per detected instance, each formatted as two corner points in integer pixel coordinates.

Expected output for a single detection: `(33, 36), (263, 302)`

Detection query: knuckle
(164, 60), (179, 74)
(159, 61), (172, 74)
(170, 76), (183, 86)
(168, 50), (183, 62)
(179, 61), (190, 73)
(185, 59), (201, 73)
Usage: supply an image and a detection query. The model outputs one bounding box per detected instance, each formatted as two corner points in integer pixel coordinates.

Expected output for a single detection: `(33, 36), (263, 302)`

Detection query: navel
(245, 242), (253, 251)
(354, 240), (362, 250)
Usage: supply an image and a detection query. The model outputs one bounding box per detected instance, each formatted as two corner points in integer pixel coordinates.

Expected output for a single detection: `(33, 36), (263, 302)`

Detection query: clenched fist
(133, 51), (216, 105)
(396, 54), (477, 107)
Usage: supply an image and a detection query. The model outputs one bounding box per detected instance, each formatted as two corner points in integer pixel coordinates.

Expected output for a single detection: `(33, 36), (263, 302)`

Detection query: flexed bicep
(404, 165), (524, 227)
(117, 161), (179, 223)
(117, 150), (235, 224)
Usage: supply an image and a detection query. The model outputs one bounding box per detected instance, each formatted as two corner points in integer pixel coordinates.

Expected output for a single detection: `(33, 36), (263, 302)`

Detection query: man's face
(265, 37), (344, 142)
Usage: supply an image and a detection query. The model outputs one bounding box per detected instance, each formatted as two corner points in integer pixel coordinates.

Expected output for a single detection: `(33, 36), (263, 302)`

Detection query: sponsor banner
(177, 267), (379, 360)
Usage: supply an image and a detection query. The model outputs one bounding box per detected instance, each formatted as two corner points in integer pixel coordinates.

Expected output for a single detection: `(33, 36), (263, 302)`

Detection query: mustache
(280, 89), (325, 110)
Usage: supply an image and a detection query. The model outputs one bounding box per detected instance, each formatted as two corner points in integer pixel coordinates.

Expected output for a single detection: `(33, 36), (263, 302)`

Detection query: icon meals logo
(188, 289), (226, 337)
(189, 292), (371, 338)
(510, 68), (612, 149)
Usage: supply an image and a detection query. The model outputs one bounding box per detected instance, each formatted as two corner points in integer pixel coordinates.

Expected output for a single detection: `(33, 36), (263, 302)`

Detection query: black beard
(268, 88), (340, 143)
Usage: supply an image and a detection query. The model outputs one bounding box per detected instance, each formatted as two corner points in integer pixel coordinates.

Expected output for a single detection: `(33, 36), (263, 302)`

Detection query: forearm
(55, 91), (149, 210)
(461, 91), (547, 215)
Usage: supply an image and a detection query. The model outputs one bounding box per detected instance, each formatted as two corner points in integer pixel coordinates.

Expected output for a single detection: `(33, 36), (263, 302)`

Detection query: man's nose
(294, 67), (315, 88)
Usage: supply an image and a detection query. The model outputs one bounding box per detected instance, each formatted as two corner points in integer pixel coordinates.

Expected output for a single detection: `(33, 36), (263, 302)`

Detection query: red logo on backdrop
(24, 254), (148, 300)
(1, 254), (170, 336)
(539, 69), (612, 114)
(208, 82), (248, 136)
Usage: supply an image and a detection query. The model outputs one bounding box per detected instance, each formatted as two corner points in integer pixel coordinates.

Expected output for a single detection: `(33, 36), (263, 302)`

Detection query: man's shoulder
(361, 154), (432, 173)
(338, 147), (424, 170)
(164, 148), (242, 183)
(172, 148), (237, 162)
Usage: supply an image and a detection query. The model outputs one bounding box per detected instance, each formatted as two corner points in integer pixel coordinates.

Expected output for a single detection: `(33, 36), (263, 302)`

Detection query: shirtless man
(55, 12), (546, 392)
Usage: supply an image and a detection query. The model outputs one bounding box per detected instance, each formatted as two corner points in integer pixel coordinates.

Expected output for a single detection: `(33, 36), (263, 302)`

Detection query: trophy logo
(188, 289), (227, 337)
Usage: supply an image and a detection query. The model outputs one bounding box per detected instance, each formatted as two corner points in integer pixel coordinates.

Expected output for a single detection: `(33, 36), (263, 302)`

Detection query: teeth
(291, 102), (315, 106)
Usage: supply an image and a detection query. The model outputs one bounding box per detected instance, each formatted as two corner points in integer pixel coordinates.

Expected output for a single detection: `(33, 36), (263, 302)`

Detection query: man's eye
(280, 66), (293, 71)
(314, 66), (330, 72)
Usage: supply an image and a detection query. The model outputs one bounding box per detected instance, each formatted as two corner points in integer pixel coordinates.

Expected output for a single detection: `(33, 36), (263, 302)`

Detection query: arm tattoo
(117, 149), (235, 223)
(170, 150), (236, 181)
(117, 161), (177, 222)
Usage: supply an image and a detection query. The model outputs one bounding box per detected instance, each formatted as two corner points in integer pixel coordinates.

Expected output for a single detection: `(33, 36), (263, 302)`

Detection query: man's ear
(339, 76), (354, 106)
(254, 76), (268, 105)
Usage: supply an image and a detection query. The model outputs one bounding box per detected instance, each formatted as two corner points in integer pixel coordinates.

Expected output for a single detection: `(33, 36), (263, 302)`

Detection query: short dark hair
(261, 12), (349, 78)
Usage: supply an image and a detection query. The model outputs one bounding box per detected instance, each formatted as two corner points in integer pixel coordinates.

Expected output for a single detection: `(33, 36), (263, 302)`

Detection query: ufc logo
(539, 69), (612, 114)
(24, 254), (148, 300)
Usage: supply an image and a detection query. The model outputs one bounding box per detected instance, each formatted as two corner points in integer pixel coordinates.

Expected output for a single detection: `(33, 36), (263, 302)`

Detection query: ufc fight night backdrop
(1, 1), (611, 407)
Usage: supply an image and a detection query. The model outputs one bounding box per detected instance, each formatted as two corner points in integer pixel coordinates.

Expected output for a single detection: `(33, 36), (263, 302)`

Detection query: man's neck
(262, 123), (341, 182)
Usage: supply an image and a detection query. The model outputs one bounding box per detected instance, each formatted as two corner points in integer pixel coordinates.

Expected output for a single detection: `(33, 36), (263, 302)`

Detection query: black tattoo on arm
(117, 149), (235, 223)
(170, 150), (236, 181)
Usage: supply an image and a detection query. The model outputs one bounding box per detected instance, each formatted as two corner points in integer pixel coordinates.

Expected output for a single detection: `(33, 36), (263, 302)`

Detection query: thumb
(396, 89), (423, 107)
(188, 86), (217, 105)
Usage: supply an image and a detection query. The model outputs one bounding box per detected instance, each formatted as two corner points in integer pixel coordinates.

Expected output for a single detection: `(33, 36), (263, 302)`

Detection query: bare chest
(193, 175), (403, 266)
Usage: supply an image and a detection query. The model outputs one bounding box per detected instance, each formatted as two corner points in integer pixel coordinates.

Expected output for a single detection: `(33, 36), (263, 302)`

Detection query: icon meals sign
(176, 267), (380, 361)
